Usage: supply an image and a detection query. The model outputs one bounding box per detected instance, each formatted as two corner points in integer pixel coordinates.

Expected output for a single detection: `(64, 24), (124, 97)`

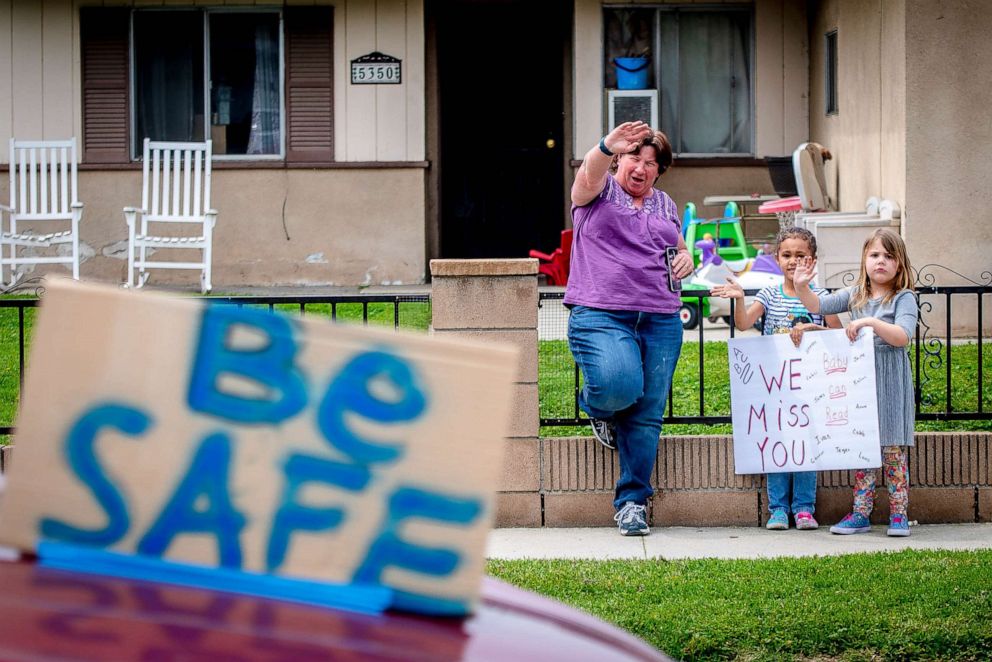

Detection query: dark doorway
(435, 0), (566, 259)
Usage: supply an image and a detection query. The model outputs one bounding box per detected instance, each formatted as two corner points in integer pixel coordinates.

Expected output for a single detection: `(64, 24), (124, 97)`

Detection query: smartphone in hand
(666, 246), (682, 292)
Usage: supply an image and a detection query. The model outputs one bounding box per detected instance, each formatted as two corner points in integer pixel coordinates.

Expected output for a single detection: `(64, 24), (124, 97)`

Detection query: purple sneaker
(829, 512), (871, 535)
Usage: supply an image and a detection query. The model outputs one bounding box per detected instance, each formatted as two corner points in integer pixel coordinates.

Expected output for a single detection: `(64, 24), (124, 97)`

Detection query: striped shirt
(756, 284), (827, 335)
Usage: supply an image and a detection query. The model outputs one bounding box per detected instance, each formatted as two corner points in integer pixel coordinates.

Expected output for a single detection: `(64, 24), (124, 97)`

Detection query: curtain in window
(665, 12), (751, 154)
(247, 21), (281, 155)
(134, 13), (204, 144)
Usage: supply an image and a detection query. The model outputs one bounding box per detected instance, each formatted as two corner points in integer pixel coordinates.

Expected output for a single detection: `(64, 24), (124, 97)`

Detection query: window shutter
(80, 8), (131, 164)
(285, 7), (334, 163)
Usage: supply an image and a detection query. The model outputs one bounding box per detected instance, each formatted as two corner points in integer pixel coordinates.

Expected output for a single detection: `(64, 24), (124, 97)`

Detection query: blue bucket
(614, 57), (650, 90)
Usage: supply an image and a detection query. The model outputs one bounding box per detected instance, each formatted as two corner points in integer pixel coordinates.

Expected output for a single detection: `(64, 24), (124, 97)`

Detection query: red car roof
(0, 560), (671, 661)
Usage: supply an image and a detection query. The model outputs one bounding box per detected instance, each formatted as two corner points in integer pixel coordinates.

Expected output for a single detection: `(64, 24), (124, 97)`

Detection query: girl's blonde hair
(850, 228), (913, 310)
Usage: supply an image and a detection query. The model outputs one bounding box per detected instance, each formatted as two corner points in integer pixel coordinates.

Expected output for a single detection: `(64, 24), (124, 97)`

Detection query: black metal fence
(538, 271), (991, 427)
(0, 292), (431, 437)
(2, 275), (989, 436)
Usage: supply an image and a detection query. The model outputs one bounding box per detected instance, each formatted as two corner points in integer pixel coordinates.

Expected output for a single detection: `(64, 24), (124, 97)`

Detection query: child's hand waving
(793, 256), (817, 289)
(710, 277), (744, 300)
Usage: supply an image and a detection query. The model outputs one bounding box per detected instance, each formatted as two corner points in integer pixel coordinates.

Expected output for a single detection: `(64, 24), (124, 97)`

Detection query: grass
(539, 339), (992, 437)
(0, 299), (430, 442)
(2, 296), (988, 440)
(488, 550), (992, 661)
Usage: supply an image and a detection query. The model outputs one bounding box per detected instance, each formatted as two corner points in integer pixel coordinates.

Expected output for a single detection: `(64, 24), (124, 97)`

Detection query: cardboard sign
(0, 280), (518, 615)
(728, 329), (881, 474)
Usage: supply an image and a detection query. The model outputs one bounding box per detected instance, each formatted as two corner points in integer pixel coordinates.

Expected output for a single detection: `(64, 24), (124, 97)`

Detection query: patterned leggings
(852, 446), (909, 517)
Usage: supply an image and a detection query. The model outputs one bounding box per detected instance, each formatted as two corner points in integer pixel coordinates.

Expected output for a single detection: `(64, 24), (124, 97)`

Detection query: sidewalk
(486, 523), (992, 560)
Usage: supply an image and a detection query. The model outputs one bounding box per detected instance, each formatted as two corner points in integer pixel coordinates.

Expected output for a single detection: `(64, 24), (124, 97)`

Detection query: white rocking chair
(1, 138), (83, 287)
(125, 138), (217, 293)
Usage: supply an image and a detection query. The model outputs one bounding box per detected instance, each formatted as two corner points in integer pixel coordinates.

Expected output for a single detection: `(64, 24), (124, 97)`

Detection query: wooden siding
(1, 0), (426, 164)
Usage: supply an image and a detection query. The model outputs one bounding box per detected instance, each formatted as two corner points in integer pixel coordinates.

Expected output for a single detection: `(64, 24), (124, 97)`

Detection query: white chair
(125, 138), (217, 293)
(1, 138), (82, 287)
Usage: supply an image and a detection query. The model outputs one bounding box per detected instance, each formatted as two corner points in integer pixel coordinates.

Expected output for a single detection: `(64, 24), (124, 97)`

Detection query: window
(604, 6), (753, 156)
(132, 10), (282, 158)
(80, 6), (333, 164)
(825, 30), (838, 115)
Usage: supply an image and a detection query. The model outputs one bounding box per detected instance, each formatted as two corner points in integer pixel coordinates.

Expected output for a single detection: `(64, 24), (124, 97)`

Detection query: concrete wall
(808, 0), (906, 214)
(0, 168), (427, 287)
(429, 259), (542, 528)
(572, 0), (807, 220)
(540, 433), (992, 527)
(904, 0), (992, 289)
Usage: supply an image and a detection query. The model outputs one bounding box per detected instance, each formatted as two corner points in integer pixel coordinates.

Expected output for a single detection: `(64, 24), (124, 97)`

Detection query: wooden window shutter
(80, 8), (131, 164)
(285, 7), (334, 163)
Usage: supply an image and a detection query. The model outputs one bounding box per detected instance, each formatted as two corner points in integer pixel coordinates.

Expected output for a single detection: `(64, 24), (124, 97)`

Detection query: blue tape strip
(37, 541), (392, 615)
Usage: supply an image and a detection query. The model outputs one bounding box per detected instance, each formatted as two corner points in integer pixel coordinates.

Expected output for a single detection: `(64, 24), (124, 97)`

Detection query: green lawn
(2, 298), (988, 442)
(539, 339), (992, 436)
(0, 299), (430, 442)
(489, 550), (992, 661)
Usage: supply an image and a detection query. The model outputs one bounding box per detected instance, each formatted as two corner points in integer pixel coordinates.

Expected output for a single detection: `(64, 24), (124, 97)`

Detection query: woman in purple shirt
(565, 121), (693, 536)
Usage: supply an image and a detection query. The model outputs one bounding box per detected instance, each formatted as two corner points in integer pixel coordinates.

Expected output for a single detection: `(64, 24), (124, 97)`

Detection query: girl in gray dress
(793, 228), (918, 537)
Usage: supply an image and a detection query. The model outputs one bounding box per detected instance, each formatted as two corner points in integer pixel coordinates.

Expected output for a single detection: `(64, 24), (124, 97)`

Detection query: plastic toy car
(678, 236), (782, 330)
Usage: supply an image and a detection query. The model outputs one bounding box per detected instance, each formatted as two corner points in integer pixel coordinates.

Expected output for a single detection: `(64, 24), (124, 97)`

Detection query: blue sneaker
(614, 502), (649, 536)
(766, 509), (789, 530)
(829, 512), (871, 535)
(887, 514), (911, 537)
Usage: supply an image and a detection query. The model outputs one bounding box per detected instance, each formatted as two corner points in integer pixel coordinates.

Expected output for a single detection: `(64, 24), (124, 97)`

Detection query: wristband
(598, 137), (614, 156)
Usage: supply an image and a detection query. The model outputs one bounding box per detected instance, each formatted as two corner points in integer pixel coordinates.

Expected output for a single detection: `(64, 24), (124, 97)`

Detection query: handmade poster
(0, 279), (518, 616)
(728, 329), (881, 474)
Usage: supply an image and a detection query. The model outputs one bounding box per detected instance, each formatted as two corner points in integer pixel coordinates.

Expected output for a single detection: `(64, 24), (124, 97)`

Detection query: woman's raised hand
(604, 121), (653, 155)
(793, 256), (817, 289)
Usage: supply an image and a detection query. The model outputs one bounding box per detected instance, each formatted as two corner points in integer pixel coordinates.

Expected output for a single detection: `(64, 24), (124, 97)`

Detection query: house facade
(0, 1), (987, 290)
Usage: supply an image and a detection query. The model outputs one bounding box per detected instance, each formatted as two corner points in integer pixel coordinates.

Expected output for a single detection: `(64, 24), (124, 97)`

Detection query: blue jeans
(567, 306), (682, 510)
(766, 471), (817, 515)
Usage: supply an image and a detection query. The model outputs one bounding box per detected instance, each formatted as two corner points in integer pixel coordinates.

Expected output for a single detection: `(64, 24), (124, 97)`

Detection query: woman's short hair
(609, 130), (673, 176)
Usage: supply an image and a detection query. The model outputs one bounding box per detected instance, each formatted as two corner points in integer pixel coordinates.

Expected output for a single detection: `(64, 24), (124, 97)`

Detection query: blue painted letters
(187, 306), (307, 424)
(41, 403), (151, 546)
(317, 350), (428, 464)
(137, 432), (246, 567)
(267, 454), (371, 571)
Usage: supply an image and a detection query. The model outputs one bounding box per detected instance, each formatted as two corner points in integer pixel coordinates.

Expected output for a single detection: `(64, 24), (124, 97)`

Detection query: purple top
(564, 175), (682, 313)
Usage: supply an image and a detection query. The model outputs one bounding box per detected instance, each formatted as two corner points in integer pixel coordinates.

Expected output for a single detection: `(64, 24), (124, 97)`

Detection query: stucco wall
(0, 168), (427, 287)
(905, 0), (992, 287)
(808, 0), (906, 214)
(0, 0), (425, 163)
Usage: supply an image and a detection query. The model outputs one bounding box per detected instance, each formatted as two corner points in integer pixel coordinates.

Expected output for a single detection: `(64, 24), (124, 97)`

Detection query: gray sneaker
(614, 502), (649, 536)
(590, 418), (617, 450)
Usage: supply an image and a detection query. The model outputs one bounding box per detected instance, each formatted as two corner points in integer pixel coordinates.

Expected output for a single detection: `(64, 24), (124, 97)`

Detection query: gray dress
(818, 288), (918, 447)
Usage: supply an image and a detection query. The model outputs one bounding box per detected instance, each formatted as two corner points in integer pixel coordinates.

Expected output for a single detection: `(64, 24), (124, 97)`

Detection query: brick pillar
(430, 258), (541, 526)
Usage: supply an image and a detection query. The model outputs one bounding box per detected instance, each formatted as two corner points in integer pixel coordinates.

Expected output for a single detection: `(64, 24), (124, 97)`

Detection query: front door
(436, 0), (566, 259)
